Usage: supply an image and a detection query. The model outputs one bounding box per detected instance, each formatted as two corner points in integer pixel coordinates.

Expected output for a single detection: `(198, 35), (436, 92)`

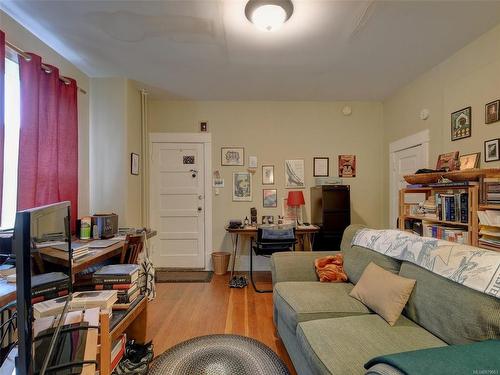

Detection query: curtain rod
(5, 40), (87, 95)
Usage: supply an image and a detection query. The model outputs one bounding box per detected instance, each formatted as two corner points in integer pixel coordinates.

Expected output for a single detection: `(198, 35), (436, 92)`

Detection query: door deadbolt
(198, 207), (203, 212)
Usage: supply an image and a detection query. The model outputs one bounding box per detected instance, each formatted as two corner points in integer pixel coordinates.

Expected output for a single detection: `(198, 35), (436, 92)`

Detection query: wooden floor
(147, 272), (297, 374)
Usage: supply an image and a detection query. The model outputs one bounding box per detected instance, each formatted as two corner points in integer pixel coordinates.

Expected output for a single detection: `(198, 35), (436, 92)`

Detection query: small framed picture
(313, 157), (329, 177)
(451, 107), (472, 141)
(459, 153), (480, 170)
(263, 189), (277, 208)
(485, 100), (499, 124)
(484, 138), (500, 162)
(131, 153), (139, 175)
(338, 155), (356, 178)
(221, 147), (244, 166)
(285, 159), (305, 188)
(262, 165), (274, 185)
(232, 172), (252, 201)
(436, 151), (459, 171)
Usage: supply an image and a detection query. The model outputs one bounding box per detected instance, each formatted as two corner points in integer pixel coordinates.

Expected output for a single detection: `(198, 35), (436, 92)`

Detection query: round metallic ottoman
(148, 334), (291, 375)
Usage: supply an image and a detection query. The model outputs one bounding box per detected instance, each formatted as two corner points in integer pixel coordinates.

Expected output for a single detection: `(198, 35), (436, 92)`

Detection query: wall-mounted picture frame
(459, 153), (480, 170)
(285, 159), (305, 188)
(232, 172), (252, 201)
(221, 147), (244, 166)
(263, 189), (278, 208)
(338, 155), (356, 177)
(313, 157), (329, 177)
(484, 138), (500, 162)
(262, 165), (274, 185)
(485, 100), (500, 124)
(131, 153), (139, 175)
(451, 107), (471, 141)
(436, 151), (459, 171)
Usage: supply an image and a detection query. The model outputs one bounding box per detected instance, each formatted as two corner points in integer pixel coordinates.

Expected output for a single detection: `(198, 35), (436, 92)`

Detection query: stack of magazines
(93, 264), (140, 310)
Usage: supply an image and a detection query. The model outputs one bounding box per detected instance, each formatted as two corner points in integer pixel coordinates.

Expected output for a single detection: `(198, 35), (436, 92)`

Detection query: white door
(150, 142), (205, 268)
(390, 144), (427, 228)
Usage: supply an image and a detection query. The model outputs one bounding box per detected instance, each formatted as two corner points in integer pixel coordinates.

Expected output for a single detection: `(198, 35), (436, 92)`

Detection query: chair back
(254, 227), (296, 256)
(122, 234), (145, 264)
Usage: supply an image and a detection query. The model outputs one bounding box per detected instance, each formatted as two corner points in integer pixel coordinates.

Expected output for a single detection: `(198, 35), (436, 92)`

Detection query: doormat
(155, 270), (214, 283)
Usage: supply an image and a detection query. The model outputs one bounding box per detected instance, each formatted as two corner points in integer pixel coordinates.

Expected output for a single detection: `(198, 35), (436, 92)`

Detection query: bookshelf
(398, 184), (479, 246)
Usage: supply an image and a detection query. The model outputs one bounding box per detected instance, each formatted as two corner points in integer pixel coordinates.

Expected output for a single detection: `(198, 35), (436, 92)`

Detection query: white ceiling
(2, 1), (500, 100)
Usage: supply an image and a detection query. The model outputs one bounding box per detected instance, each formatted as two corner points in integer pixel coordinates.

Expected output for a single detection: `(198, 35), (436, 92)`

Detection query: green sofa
(271, 224), (500, 375)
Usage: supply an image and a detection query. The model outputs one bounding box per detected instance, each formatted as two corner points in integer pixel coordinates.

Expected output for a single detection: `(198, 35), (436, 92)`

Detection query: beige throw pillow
(349, 262), (416, 326)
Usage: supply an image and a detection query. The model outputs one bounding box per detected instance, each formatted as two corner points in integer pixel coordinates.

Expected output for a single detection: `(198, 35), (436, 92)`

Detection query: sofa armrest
(271, 251), (341, 285)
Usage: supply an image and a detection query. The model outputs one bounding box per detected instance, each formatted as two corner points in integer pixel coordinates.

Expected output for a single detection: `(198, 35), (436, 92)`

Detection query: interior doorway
(389, 130), (429, 228)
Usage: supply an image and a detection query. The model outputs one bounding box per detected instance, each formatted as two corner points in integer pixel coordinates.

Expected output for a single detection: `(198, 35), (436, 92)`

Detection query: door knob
(190, 169), (198, 178)
(198, 207), (203, 212)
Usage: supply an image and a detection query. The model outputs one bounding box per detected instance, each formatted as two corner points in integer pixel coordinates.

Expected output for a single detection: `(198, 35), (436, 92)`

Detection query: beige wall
(382, 23), (500, 227)
(89, 78), (142, 227)
(1, 10), (90, 216)
(149, 101), (384, 266)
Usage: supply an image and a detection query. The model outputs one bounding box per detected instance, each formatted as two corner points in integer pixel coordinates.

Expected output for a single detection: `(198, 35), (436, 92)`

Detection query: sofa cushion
(350, 262), (416, 326)
(399, 262), (500, 344)
(296, 315), (446, 375)
(273, 281), (370, 332)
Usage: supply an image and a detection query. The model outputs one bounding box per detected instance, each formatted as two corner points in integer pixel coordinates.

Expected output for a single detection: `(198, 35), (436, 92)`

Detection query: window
(1, 57), (21, 229)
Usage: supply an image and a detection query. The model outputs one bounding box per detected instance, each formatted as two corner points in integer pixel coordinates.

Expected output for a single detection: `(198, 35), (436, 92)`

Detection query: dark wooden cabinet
(310, 185), (351, 250)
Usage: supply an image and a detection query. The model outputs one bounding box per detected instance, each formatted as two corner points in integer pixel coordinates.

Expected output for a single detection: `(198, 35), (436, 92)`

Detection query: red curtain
(18, 53), (78, 231)
(0, 30), (5, 225)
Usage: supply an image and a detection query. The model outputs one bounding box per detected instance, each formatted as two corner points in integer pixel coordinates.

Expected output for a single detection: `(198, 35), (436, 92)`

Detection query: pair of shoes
(229, 275), (248, 288)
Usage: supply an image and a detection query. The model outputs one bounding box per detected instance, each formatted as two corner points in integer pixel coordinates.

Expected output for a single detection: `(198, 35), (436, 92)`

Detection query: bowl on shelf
(403, 172), (445, 185)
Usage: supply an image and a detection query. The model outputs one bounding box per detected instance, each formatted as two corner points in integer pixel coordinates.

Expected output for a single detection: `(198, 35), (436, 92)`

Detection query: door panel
(151, 142), (205, 268)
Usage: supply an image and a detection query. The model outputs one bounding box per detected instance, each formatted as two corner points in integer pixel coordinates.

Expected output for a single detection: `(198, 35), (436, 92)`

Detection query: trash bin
(212, 252), (231, 275)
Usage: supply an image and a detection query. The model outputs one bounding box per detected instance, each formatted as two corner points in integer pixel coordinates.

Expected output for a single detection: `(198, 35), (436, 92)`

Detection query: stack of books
(111, 334), (127, 371)
(51, 242), (90, 260)
(422, 222), (469, 244)
(480, 177), (500, 205)
(33, 290), (117, 319)
(31, 272), (69, 304)
(478, 210), (500, 250)
(93, 264), (140, 310)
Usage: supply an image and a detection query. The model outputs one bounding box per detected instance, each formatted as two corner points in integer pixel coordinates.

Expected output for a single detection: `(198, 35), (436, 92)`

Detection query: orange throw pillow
(314, 254), (348, 282)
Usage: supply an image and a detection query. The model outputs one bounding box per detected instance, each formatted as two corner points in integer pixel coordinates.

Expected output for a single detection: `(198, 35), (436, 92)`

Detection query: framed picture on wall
(262, 165), (274, 185)
(313, 157), (329, 177)
(485, 100), (500, 124)
(263, 189), (278, 208)
(285, 159), (305, 188)
(232, 172), (252, 201)
(484, 138), (500, 162)
(451, 107), (472, 141)
(338, 155), (356, 177)
(221, 147), (244, 166)
(131, 153), (139, 175)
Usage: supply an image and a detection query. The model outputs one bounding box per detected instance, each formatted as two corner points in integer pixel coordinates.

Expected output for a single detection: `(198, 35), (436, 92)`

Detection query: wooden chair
(120, 234), (145, 264)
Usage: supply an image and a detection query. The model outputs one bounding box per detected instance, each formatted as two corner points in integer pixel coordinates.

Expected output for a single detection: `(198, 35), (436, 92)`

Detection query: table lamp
(287, 191), (305, 225)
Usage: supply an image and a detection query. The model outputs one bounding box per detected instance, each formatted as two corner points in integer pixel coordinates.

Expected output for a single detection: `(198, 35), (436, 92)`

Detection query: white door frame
(389, 129), (430, 228)
(149, 132), (213, 270)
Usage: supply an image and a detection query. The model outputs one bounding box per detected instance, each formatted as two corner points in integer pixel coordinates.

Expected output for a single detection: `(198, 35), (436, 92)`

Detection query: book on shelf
(422, 222), (469, 244)
(31, 272), (69, 303)
(477, 210), (500, 227)
(479, 177), (500, 204)
(111, 334), (127, 371)
(95, 283), (135, 290)
(427, 181), (478, 187)
(434, 191), (468, 223)
(93, 264), (140, 285)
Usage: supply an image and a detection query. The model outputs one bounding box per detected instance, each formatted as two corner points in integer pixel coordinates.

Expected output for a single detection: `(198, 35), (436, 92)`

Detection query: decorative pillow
(314, 254), (348, 282)
(349, 262), (416, 326)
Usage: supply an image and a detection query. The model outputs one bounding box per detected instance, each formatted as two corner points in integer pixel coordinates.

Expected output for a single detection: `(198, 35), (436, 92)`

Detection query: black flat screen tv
(13, 201), (72, 374)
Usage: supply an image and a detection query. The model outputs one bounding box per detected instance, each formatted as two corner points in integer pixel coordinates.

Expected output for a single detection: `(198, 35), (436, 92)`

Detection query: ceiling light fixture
(245, 0), (294, 32)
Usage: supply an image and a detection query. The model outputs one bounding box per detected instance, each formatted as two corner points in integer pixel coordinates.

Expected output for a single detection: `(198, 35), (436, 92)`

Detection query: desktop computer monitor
(13, 201), (72, 374)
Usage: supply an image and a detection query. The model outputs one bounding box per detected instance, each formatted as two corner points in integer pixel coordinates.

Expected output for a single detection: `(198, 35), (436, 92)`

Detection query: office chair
(250, 227), (296, 293)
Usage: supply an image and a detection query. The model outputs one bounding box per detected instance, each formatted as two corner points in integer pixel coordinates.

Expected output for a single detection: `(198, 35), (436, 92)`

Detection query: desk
(225, 225), (320, 279)
(38, 230), (157, 275)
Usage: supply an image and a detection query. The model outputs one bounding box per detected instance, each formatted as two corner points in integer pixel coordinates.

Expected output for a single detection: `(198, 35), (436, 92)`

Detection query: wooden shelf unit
(398, 185), (479, 246)
(98, 295), (148, 375)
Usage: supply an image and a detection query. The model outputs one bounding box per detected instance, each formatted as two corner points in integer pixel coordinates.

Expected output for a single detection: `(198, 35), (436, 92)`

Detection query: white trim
(389, 129), (430, 153)
(149, 132), (213, 271)
(389, 130), (430, 229)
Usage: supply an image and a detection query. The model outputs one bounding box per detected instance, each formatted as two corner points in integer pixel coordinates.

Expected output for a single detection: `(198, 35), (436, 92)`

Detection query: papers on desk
(51, 242), (90, 260)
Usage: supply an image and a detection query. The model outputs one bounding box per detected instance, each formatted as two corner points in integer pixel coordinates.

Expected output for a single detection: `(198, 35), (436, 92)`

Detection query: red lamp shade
(287, 191), (305, 207)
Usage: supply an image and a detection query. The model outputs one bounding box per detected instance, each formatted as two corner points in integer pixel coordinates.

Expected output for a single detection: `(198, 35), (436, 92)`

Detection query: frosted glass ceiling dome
(245, 0), (294, 31)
